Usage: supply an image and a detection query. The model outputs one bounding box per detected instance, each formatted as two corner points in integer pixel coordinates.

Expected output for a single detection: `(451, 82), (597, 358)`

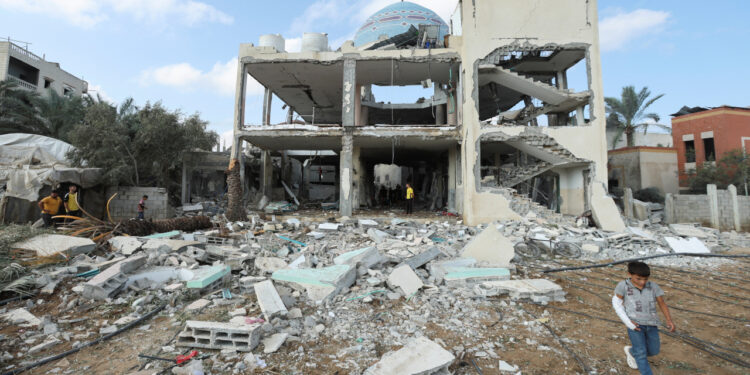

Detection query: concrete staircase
(496, 187), (574, 225)
(500, 161), (554, 188)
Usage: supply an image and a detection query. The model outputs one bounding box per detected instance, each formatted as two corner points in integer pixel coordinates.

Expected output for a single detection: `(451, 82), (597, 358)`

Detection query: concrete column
(447, 146), (457, 211)
(707, 184), (719, 229)
(261, 150), (273, 198)
(230, 63), (247, 160)
(352, 145), (364, 209)
(728, 184), (741, 232)
(575, 105), (585, 126)
(281, 151), (289, 183)
(286, 107), (293, 124)
(556, 71), (568, 90)
(623, 187), (633, 218)
(181, 161), (190, 204)
(435, 103), (446, 125)
(339, 132), (354, 216)
(354, 84), (363, 126)
(342, 58), (356, 127)
(262, 87), (272, 125)
(664, 193), (674, 224)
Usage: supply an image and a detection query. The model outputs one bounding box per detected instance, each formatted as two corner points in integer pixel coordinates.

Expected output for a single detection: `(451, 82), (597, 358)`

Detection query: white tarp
(1, 167), (102, 201)
(0, 133), (74, 165)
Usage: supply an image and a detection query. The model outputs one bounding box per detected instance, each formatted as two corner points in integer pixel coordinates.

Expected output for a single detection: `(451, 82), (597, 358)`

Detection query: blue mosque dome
(353, 1), (449, 47)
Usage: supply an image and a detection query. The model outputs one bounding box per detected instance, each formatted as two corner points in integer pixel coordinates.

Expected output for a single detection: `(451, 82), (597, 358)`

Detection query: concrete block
(387, 264), (423, 297)
(12, 234), (95, 258)
(460, 224), (514, 267)
(239, 276), (266, 293)
(271, 265), (356, 303)
(177, 320), (262, 352)
(318, 223), (341, 231)
(186, 265), (231, 290)
(367, 228), (389, 243)
(115, 254), (147, 274)
(333, 246), (384, 269)
(255, 257), (288, 274)
(108, 236), (143, 255)
(83, 266), (128, 300)
(664, 237), (710, 254)
(262, 332), (288, 353)
(358, 219), (378, 227)
(632, 199), (651, 221)
(254, 280), (288, 319)
(480, 279), (566, 302)
(364, 336), (455, 375)
(402, 247), (443, 270)
(443, 267), (511, 285)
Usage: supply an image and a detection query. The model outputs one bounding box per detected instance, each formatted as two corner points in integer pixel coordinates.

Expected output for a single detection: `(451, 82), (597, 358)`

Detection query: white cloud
(139, 57), (263, 97)
(599, 9), (670, 51)
(86, 83), (114, 104)
(0, 0), (233, 28)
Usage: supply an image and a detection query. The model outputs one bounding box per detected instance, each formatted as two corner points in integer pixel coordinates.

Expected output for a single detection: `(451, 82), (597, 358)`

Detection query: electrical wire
(542, 253), (750, 273)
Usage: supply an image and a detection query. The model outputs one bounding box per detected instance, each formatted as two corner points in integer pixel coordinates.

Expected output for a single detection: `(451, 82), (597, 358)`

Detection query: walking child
(137, 195), (148, 219)
(612, 261), (675, 374)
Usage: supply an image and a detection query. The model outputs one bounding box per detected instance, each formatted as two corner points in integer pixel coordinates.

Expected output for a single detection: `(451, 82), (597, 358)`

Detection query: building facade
(231, 0), (624, 231)
(608, 146), (679, 195)
(0, 41), (87, 96)
(671, 106), (750, 187)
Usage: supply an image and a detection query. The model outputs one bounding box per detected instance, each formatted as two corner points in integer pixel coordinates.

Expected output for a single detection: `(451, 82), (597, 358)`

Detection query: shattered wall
(456, 0), (624, 231)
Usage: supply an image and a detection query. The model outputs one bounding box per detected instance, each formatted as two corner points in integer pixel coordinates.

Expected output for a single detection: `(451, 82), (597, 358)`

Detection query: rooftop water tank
(259, 34), (285, 52)
(301, 33), (328, 52)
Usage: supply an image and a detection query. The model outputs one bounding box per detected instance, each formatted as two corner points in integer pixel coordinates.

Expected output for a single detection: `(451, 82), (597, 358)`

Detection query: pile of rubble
(1, 210), (747, 374)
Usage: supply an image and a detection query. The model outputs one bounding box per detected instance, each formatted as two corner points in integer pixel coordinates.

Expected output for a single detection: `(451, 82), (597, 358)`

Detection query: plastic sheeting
(0, 133), (74, 165)
(1, 167), (102, 201)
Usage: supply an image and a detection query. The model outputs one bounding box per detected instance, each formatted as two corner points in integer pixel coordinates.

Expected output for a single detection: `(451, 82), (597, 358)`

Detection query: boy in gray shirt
(612, 261), (675, 375)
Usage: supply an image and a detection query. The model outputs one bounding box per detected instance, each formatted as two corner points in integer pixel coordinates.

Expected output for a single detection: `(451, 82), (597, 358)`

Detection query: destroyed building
(230, 0), (624, 231)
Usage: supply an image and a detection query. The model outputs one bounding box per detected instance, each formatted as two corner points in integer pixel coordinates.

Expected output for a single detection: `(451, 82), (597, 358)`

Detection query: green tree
(685, 149), (750, 194)
(33, 90), (85, 142)
(0, 79), (42, 135)
(605, 86), (669, 147)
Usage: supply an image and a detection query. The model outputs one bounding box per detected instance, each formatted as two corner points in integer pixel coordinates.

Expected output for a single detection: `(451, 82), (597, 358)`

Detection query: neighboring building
(230, 0), (624, 231)
(606, 129), (672, 150)
(671, 106), (750, 187)
(608, 146), (679, 195)
(0, 41), (87, 96)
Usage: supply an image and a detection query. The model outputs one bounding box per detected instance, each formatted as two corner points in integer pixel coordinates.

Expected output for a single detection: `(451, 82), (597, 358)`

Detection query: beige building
(608, 147), (679, 195)
(231, 0), (624, 231)
(0, 41), (87, 96)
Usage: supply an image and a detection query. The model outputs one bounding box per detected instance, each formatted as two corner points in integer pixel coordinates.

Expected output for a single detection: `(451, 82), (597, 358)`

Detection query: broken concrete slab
(387, 264), (423, 297)
(498, 360), (519, 372)
(479, 279), (565, 303)
(2, 308), (41, 327)
(358, 219), (379, 227)
(108, 236), (143, 255)
(115, 254), (147, 274)
(271, 265), (356, 303)
(186, 298), (211, 311)
(460, 224), (514, 267)
(142, 239), (203, 253)
(402, 247), (443, 270)
(632, 199), (651, 221)
(141, 230), (181, 239)
(333, 246), (384, 269)
(254, 280), (288, 319)
(318, 223), (341, 231)
(367, 228), (390, 243)
(306, 231), (326, 240)
(262, 332), (288, 353)
(443, 267), (511, 285)
(669, 224), (710, 239)
(255, 257), (288, 274)
(590, 183), (626, 232)
(664, 237), (710, 254)
(28, 337), (61, 355)
(12, 234), (95, 258)
(177, 320), (262, 352)
(186, 265), (231, 290)
(82, 265), (128, 300)
(364, 336), (455, 375)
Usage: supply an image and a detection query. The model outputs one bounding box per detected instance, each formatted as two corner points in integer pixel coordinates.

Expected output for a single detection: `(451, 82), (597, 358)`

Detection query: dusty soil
(2, 257), (749, 375)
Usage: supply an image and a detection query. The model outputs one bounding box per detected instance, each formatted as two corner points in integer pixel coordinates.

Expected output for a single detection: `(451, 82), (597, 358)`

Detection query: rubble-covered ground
(1, 210), (749, 375)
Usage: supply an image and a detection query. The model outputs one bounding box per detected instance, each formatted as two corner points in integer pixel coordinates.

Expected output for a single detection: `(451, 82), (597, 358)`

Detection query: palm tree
(0, 79), (43, 135)
(33, 90), (85, 142)
(605, 86), (670, 148)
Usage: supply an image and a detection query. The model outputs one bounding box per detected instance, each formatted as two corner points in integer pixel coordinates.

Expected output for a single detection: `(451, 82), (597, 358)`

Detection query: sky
(1, 0), (748, 148)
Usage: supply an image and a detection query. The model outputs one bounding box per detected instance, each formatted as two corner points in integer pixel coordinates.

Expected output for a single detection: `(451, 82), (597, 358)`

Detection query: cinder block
(82, 266), (127, 300)
(186, 265), (231, 291)
(254, 280), (287, 319)
(177, 320), (261, 352)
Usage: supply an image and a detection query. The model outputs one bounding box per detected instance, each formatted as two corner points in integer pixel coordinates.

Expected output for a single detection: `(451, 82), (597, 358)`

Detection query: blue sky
(1, 0), (748, 147)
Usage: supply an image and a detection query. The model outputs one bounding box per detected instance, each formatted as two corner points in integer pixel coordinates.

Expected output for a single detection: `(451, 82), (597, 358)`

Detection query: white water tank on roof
(301, 32), (328, 52)
(259, 34), (285, 52)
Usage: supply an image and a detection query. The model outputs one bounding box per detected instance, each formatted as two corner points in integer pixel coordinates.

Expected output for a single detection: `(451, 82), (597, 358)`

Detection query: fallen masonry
(177, 320), (262, 352)
(254, 280), (287, 319)
(479, 278), (566, 303)
(364, 336), (455, 375)
(271, 264), (356, 302)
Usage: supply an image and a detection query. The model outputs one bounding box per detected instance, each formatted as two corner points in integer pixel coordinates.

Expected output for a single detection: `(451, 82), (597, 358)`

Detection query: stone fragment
(142, 239), (203, 253)
(108, 236), (143, 255)
(12, 234), (95, 258)
(402, 247), (442, 270)
(364, 336), (455, 375)
(28, 337), (61, 355)
(367, 228), (389, 243)
(358, 219), (378, 227)
(498, 360), (519, 372)
(272, 265), (356, 303)
(318, 223), (341, 231)
(443, 267), (510, 285)
(186, 299), (211, 311)
(333, 246), (384, 269)
(255, 257), (288, 274)
(306, 231), (326, 239)
(254, 280), (288, 320)
(479, 279), (566, 302)
(387, 264), (423, 297)
(460, 224), (514, 267)
(262, 333), (288, 353)
(669, 224), (710, 239)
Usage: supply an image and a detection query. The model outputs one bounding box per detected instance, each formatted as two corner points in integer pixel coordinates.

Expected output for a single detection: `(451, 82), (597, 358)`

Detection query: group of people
(38, 185), (149, 227)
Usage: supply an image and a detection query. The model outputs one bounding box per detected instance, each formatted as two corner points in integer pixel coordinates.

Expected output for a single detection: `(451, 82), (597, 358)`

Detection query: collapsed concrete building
(230, 0), (624, 231)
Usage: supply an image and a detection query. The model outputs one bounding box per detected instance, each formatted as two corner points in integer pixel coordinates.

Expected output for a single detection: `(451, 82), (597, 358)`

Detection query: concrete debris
(364, 336), (455, 375)
(402, 246), (443, 270)
(186, 265), (231, 291)
(28, 337), (61, 355)
(669, 224), (710, 239)
(479, 279), (566, 303)
(664, 237), (710, 254)
(108, 236), (143, 255)
(262, 332), (288, 353)
(3, 308), (41, 327)
(333, 246), (385, 269)
(254, 280), (288, 319)
(318, 223), (341, 231)
(177, 320), (261, 352)
(387, 264), (423, 297)
(255, 257), (288, 274)
(82, 265), (128, 300)
(367, 228), (390, 243)
(186, 298), (211, 311)
(272, 265), (355, 302)
(461, 224), (515, 267)
(12, 234), (95, 258)
(498, 360), (519, 372)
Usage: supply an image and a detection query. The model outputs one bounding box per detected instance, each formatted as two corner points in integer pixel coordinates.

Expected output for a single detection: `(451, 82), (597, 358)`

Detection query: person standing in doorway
(405, 182), (414, 215)
(38, 190), (62, 227)
(137, 195), (148, 219)
(63, 185), (82, 222)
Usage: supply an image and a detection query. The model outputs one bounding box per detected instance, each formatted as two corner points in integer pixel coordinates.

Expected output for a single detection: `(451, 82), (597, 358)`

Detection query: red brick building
(671, 106), (750, 187)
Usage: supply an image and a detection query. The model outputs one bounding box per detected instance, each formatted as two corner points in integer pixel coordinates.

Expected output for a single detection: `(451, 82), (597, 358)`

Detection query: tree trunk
(626, 127), (635, 147)
(225, 158), (245, 221)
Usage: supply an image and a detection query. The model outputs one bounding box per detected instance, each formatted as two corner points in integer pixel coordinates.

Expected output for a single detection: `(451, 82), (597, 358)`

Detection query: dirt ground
(3, 254), (749, 375)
